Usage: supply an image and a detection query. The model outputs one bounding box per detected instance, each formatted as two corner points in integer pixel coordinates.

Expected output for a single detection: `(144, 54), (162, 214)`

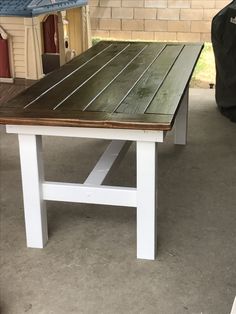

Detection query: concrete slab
(0, 89), (236, 314)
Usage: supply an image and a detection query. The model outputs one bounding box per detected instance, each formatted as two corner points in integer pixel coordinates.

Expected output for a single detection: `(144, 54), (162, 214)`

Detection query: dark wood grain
(146, 45), (203, 115)
(0, 108), (173, 130)
(116, 44), (183, 114)
(4, 41), (116, 109)
(26, 42), (130, 110)
(85, 43), (166, 113)
(0, 82), (28, 105)
(0, 41), (204, 131)
(56, 42), (149, 111)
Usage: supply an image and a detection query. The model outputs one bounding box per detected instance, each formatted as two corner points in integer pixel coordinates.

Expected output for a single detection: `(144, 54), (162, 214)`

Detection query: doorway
(42, 14), (60, 74)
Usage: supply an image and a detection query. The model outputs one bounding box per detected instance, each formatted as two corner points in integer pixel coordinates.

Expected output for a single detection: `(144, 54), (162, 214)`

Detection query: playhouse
(0, 0), (91, 82)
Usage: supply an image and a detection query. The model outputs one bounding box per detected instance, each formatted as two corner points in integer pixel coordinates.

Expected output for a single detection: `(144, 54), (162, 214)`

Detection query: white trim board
(6, 125), (165, 142)
(231, 297), (236, 314)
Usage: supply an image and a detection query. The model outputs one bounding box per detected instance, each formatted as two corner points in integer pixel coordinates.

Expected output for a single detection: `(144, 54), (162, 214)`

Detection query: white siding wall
(0, 16), (25, 78)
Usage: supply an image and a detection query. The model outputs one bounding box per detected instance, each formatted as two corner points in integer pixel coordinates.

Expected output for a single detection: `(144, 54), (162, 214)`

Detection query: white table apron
(6, 89), (189, 260)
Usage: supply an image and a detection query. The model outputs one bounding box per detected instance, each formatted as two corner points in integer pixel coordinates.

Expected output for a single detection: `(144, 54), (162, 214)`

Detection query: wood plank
(3, 41), (113, 109)
(116, 44), (183, 114)
(0, 41), (204, 131)
(14, 54), (25, 61)
(53, 42), (148, 111)
(85, 43), (166, 113)
(42, 182), (137, 207)
(14, 60), (24, 67)
(0, 83), (27, 105)
(84, 140), (130, 186)
(0, 108), (173, 130)
(146, 45), (203, 115)
(6, 30), (24, 37)
(13, 42), (25, 49)
(13, 37), (24, 43)
(0, 17), (23, 24)
(15, 72), (25, 77)
(25, 42), (130, 110)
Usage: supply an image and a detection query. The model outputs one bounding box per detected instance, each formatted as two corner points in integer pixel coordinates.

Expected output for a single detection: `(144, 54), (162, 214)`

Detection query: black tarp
(212, 0), (236, 122)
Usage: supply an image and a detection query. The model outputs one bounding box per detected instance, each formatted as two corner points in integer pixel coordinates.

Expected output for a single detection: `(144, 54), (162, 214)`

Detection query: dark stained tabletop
(0, 41), (203, 131)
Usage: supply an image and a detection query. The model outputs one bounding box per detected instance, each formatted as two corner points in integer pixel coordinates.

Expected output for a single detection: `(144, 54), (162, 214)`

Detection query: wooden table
(0, 41), (203, 260)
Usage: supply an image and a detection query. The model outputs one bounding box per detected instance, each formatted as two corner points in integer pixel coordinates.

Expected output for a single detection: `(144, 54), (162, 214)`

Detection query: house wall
(67, 7), (92, 55)
(89, 0), (231, 42)
(0, 7), (91, 81)
(67, 7), (84, 55)
(24, 16), (44, 80)
(0, 15), (61, 80)
(0, 16), (25, 78)
(0, 15), (44, 79)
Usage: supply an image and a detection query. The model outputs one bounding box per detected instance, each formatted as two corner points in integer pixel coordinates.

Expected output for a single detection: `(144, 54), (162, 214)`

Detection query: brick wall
(89, 0), (231, 42)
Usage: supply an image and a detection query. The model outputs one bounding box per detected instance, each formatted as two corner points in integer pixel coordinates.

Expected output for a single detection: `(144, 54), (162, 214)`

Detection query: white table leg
(136, 141), (157, 260)
(230, 297), (236, 314)
(174, 88), (189, 145)
(18, 134), (48, 248)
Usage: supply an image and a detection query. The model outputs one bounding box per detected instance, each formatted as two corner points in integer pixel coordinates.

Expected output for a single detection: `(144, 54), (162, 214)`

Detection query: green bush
(191, 43), (216, 88)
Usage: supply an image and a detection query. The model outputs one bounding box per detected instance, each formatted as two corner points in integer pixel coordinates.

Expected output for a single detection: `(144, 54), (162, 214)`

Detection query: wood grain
(116, 44), (183, 114)
(0, 41), (204, 131)
(146, 45), (203, 115)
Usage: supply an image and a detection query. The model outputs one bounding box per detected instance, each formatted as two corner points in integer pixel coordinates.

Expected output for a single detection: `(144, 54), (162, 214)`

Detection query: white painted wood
(0, 17), (24, 79)
(231, 297), (236, 314)
(0, 77), (14, 83)
(9, 124), (165, 259)
(18, 134), (48, 248)
(136, 141), (157, 260)
(85, 5), (92, 49)
(6, 125), (165, 142)
(174, 87), (189, 145)
(43, 182), (137, 207)
(0, 26), (8, 39)
(24, 18), (43, 80)
(84, 140), (131, 185)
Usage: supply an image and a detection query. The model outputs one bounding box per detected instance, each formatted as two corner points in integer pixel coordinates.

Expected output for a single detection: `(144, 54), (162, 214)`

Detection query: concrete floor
(0, 89), (236, 314)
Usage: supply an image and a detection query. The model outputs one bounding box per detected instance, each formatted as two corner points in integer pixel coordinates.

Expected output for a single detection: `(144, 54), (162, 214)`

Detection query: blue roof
(0, 0), (88, 17)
